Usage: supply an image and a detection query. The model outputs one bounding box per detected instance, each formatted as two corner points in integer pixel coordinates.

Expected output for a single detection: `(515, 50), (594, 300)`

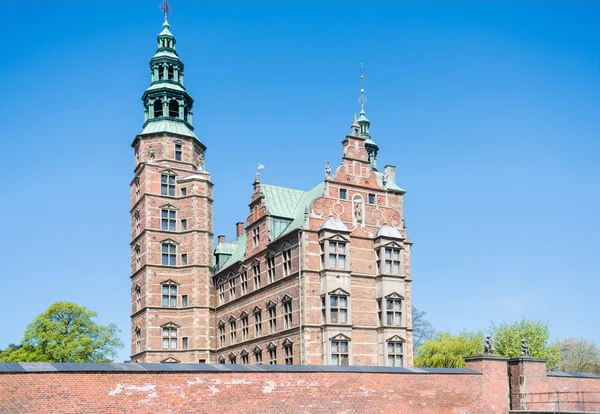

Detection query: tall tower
(130, 10), (215, 363)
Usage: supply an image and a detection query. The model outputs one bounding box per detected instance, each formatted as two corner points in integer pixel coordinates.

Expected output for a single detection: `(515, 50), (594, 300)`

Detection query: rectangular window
(330, 295), (348, 324)
(218, 325), (225, 347)
(161, 209), (176, 231)
(241, 315), (249, 341)
(182, 337), (188, 349)
(254, 310), (262, 336)
(387, 342), (403, 367)
(254, 350), (262, 364)
(135, 286), (141, 310)
(339, 188), (347, 200)
(175, 144), (182, 161)
(331, 340), (349, 366)
(218, 283), (225, 305)
(182, 295), (188, 307)
(240, 271), (248, 295)
(267, 256), (276, 283)
(230, 320), (236, 343)
(161, 243), (176, 266)
(161, 174), (176, 196)
(135, 329), (141, 352)
(328, 241), (346, 270)
(283, 249), (292, 276)
(181, 219), (187, 230)
(283, 300), (292, 329)
(162, 284), (177, 307)
(269, 348), (277, 365)
(284, 344), (293, 365)
(181, 187), (187, 196)
(384, 248), (401, 275)
(253, 264), (261, 289)
(386, 298), (402, 326)
(321, 296), (326, 322)
(229, 279), (236, 300)
(368, 193), (376, 204)
(162, 327), (177, 350)
(181, 253), (187, 265)
(229, 355), (237, 364)
(252, 227), (260, 248)
(241, 353), (249, 364)
(268, 306), (277, 333)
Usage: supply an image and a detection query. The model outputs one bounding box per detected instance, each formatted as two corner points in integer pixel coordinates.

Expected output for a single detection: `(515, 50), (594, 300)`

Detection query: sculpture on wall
(325, 161), (331, 179)
(198, 152), (205, 171)
(484, 336), (494, 354)
(148, 146), (155, 162)
(520, 339), (531, 356)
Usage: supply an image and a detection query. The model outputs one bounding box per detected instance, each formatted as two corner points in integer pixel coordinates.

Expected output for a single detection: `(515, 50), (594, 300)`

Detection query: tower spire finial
(160, 0), (171, 27)
(359, 62), (366, 113)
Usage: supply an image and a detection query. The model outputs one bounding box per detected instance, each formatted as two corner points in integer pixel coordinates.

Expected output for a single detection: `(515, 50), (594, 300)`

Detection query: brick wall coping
(547, 371), (600, 379)
(0, 362), (480, 375)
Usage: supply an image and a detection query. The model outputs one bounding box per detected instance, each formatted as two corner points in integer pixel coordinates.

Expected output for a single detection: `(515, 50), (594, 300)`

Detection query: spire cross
(160, 0), (171, 22)
(359, 63), (367, 111)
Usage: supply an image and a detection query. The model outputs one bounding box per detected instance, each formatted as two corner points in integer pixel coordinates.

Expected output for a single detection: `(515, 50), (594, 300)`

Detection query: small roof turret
(376, 225), (403, 239)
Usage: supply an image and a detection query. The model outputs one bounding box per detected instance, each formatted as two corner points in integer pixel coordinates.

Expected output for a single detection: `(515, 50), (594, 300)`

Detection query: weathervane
(256, 155), (265, 181)
(160, 0), (171, 22)
(359, 63), (367, 111)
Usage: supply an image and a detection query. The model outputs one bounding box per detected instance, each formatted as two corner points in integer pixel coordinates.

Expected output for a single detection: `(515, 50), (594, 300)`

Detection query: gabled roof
(214, 233), (247, 272)
(261, 184), (305, 218)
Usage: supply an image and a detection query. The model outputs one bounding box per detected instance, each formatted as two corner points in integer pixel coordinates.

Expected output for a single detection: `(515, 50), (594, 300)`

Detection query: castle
(130, 12), (413, 366)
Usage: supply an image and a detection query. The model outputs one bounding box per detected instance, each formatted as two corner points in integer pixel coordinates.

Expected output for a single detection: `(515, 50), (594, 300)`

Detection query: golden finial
(160, 0), (171, 24)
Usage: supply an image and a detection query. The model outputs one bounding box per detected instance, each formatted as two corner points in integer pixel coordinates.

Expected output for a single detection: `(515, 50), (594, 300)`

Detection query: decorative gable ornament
(329, 333), (351, 342)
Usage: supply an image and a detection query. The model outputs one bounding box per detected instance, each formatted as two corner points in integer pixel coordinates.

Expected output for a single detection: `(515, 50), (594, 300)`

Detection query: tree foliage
(490, 318), (560, 368)
(412, 306), (436, 352)
(414, 331), (484, 368)
(0, 302), (123, 363)
(553, 338), (600, 373)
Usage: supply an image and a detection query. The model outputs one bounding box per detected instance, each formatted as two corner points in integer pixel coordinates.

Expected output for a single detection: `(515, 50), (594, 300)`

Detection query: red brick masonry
(1, 357), (598, 413)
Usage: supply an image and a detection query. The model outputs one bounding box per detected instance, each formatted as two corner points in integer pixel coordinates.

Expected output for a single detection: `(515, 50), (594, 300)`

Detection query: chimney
(384, 165), (396, 184)
(218, 235), (226, 244)
(236, 222), (244, 238)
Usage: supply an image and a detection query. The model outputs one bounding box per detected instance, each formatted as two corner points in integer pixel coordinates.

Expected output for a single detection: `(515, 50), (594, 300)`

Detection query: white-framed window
(368, 193), (376, 204)
(328, 241), (346, 270)
(134, 209), (141, 233)
(377, 295), (403, 326)
(229, 278), (236, 300)
(229, 353), (237, 364)
(268, 343), (277, 365)
(161, 242), (177, 266)
(161, 208), (176, 231)
(240, 270), (248, 295)
(254, 308), (262, 336)
(241, 350), (249, 364)
(135, 244), (141, 269)
(267, 256), (276, 283)
(161, 173), (176, 196)
(283, 298), (292, 329)
(218, 322), (225, 347)
(330, 294), (348, 324)
(162, 326), (177, 350)
(135, 326), (141, 352)
(134, 176), (140, 198)
(241, 313), (249, 341)
(229, 319), (236, 343)
(283, 339), (293, 365)
(218, 281), (225, 305)
(283, 248), (292, 276)
(161, 283), (177, 307)
(135, 285), (141, 310)
(253, 263), (261, 289)
(175, 143), (182, 161)
(267, 304), (277, 333)
(252, 227), (260, 248)
(384, 247), (401, 275)
(254, 347), (262, 364)
(387, 340), (404, 367)
(331, 339), (349, 366)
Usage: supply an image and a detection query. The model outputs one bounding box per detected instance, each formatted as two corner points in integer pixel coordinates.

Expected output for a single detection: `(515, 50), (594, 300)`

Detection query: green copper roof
(152, 50), (179, 59)
(215, 233), (246, 272)
(374, 171), (406, 194)
(139, 119), (197, 139)
(260, 185), (305, 218)
(145, 82), (185, 92)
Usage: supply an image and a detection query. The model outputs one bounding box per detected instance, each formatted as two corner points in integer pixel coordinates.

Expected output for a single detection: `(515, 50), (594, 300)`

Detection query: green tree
(0, 302), (123, 363)
(553, 338), (600, 373)
(412, 307), (436, 352)
(414, 331), (483, 368)
(490, 318), (560, 368)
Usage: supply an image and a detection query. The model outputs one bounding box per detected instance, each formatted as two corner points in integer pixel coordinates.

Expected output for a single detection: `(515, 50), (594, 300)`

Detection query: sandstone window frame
(253, 346), (263, 364)
(160, 170), (177, 197)
(229, 352), (237, 364)
(174, 143), (182, 161)
(282, 295), (293, 329)
(329, 333), (351, 366)
(229, 316), (237, 344)
(228, 275), (236, 300)
(322, 288), (350, 325)
(267, 254), (276, 283)
(240, 311), (249, 341)
(182, 337), (189, 349)
(134, 284), (141, 310)
(160, 204), (178, 231)
(134, 244), (141, 269)
(386, 335), (405, 367)
(319, 233), (351, 272)
(218, 355), (225, 364)
(253, 306), (263, 336)
(377, 292), (404, 327)
(218, 320), (226, 347)
(134, 326), (141, 353)
(160, 239), (178, 266)
(267, 342), (277, 365)
(252, 226), (260, 248)
(240, 268), (248, 295)
(160, 279), (179, 307)
(282, 246), (293, 277)
(374, 239), (405, 277)
(252, 260), (261, 290)
(240, 348), (249, 364)
(266, 300), (277, 333)
(161, 322), (179, 350)
(283, 338), (293, 365)
(217, 279), (225, 305)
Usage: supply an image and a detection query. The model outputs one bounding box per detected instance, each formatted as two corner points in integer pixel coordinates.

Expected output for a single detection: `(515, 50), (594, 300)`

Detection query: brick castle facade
(130, 14), (413, 366)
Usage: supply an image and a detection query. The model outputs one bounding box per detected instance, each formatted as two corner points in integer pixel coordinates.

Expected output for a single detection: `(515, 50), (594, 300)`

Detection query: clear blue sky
(1, 1), (598, 362)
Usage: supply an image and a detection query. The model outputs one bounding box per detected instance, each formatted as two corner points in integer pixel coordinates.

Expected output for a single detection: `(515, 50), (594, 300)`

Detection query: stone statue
(198, 152), (205, 171)
(355, 201), (363, 221)
(484, 336), (494, 354)
(148, 146), (155, 162)
(521, 339), (531, 356)
(325, 161), (331, 179)
(382, 173), (389, 187)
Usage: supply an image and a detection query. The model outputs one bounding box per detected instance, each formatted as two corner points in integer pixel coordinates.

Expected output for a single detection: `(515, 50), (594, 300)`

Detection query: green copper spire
(357, 64), (378, 171)
(139, 3), (197, 140)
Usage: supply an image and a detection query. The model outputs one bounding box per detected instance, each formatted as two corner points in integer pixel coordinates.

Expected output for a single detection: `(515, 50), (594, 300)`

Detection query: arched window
(153, 99), (163, 118)
(184, 106), (189, 122)
(168, 65), (174, 80)
(158, 64), (164, 80)
(169, 100), (179, 118)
